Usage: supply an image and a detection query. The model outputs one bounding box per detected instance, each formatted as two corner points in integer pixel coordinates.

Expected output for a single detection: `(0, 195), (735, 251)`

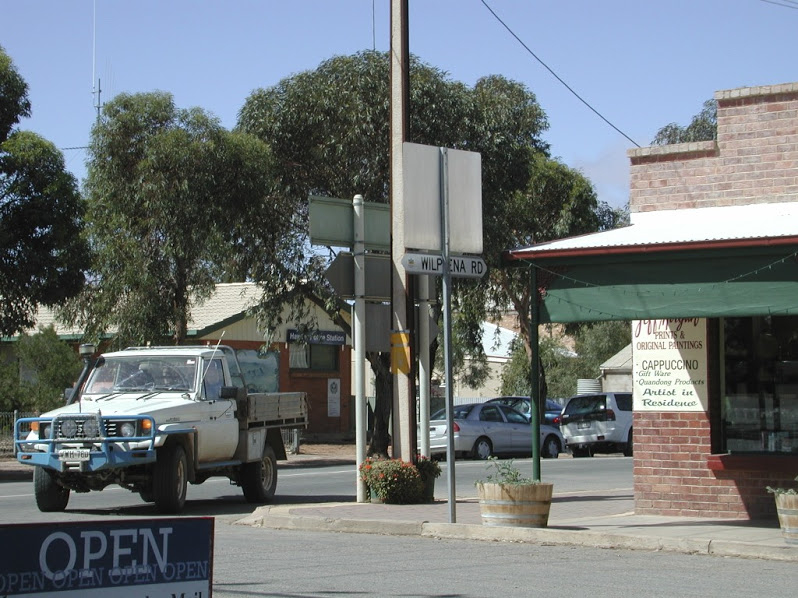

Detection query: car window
(500, 406), (528, 424)
(479, 405), (503, 422)
(546, 399), (563, 411)
(614, 393), (633, 411)
(563, 395), (607, 415)
(431, 404), (475, 420)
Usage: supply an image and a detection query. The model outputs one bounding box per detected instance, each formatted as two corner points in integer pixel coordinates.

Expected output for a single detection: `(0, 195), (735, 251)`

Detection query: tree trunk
(367, 351), (392, 458)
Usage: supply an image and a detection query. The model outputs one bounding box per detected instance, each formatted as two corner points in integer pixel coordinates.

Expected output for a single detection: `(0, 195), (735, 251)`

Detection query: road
(2, 457), (796, 597)
(0, 455), (632, 522)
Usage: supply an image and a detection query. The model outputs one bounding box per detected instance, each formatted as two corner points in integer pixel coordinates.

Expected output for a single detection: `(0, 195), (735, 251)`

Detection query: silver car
(426, 402), (564, 460)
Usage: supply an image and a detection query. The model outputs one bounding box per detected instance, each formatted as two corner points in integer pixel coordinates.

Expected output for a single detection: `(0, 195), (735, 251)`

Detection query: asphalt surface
(3, 452), (796, 562)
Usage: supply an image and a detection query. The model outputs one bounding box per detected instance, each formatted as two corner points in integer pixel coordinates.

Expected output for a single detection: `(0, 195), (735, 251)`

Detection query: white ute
(15, 344), (307, 514)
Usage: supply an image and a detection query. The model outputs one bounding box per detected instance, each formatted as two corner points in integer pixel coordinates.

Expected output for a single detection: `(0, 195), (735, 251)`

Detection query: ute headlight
(83, 418), (100, 438)
(120, 422), (136, 437)
(61, 419), (78, 438)
(40, 424), (51, 439)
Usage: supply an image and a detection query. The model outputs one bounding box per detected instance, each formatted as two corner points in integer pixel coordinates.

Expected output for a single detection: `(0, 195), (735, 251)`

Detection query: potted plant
(475, 457), (553, 528)
(767, 475), (798, 545)
(359, 458), (424, 504)
(415, 455), (442, 503)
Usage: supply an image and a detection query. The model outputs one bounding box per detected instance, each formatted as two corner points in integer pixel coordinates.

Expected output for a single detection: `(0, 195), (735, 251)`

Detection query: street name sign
(401, 252), (487, 279)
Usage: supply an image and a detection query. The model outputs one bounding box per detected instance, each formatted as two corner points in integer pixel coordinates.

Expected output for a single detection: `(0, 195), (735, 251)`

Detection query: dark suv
(560, 392), (633, 457)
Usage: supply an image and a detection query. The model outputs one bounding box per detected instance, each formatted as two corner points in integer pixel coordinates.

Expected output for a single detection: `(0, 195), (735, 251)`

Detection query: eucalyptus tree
(238, 51), (608, 452)
(653, 99), (717, 145)
(0, 46), (88, 336)
(68, 91), (285, 346)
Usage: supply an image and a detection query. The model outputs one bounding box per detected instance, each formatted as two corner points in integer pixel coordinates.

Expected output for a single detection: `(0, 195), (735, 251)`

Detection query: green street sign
(309, 195), (390, 251)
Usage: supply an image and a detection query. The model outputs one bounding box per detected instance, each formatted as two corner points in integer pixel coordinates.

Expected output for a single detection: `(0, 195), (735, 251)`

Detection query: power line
(759, 0), (798, 9)
(479, 0), (641, 148)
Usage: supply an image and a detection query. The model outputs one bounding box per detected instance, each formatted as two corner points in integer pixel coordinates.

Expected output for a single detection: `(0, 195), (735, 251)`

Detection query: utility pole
(389, 0), (416, 461)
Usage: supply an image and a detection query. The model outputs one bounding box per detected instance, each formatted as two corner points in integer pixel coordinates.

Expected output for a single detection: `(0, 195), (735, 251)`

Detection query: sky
(3, 0), (798, 209)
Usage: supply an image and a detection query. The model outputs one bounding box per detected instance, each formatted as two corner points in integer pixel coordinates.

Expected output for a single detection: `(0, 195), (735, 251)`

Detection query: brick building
(504, 82), (798, 519)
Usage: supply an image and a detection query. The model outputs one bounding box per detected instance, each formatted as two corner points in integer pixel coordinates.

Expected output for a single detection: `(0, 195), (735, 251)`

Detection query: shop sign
(632, 318), (709, 412)
(0, 518), (212, 597)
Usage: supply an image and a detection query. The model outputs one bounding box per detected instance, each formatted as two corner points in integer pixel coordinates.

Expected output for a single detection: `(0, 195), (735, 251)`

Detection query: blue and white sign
(0, 518), (213, 597)
(287, 329), (346, 345)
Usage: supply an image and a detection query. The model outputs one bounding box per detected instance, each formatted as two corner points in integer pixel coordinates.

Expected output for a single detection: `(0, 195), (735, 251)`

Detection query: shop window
(289, 342), (338, 372)
(722, 316), (798, 454)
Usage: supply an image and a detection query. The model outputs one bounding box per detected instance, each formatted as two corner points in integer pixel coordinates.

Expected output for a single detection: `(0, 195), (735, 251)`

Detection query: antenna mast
(91, 0), (101, 121)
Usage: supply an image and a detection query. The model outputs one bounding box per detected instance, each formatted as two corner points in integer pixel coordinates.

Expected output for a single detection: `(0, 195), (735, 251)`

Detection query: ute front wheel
(242, 444), (278, 503)
(153, 443), (188, 514)
(34, 467), (70, 512)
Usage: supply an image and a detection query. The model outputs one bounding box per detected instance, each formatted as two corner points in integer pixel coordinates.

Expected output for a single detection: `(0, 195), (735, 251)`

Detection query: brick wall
(627, 82), (798, 519)
(277, 343), (352, 438)
(628, 82), (798, 213)
(634, 406), (795, 519)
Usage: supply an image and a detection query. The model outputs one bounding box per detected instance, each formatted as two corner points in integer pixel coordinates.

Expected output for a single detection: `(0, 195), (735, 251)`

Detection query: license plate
(59, 448), (90, 462)
(577, 422), (591, 430)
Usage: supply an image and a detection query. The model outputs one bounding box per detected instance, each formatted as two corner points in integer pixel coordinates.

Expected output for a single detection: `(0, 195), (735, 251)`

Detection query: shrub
(359, 458), (424, 504)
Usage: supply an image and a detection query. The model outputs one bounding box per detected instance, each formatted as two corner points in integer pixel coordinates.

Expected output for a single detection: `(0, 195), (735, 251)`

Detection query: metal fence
(0, 411), (35, 456)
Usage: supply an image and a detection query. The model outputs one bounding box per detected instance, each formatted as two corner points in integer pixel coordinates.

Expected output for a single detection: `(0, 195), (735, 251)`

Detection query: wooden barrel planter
(477, 482), (553, 528)
(774, 493), (798, 545)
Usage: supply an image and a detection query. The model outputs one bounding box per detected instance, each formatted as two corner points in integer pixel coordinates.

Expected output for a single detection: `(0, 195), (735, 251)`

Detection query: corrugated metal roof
(187, 283), (261, 332)
(507, 201), (798, 257)
(481, 322), (516, 360)
(600, 343), (632, 371)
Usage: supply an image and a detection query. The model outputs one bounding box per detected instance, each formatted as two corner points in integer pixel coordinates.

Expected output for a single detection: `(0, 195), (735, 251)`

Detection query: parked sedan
(485, 396), (564, 426)
(426, 402), (564, 460)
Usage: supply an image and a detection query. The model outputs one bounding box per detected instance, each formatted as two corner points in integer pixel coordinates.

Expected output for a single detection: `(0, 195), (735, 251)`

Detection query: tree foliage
(237, 51), (611, 451)
(0, 46), (89, 336)
(0, 325), (82, 412)
(67, 92), (286, 346)
(17, 325), (82, 412)
(501, 321), (631, 399)
(652, 99), (717, 145)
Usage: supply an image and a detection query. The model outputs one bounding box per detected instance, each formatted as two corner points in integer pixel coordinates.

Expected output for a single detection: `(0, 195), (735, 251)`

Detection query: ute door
(195, 358), (239, 462)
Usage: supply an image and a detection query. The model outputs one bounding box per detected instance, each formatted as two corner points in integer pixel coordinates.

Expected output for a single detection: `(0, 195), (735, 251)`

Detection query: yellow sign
(391, 331), (411, 374)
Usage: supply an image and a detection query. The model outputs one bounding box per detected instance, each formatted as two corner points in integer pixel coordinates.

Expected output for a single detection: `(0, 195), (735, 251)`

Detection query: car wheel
(571, 446), (591, 458)
(34, 467), (70, 512)
(542, 435), (561, 459)
(242, 444), (278, 503)
(623, 428), (633, 457)
(471, 437), (493, 460)
(154, 443), (188, 514)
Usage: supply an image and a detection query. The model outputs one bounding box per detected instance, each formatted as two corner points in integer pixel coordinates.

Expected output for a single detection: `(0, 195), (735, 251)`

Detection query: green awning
(509, 245), (798, 323)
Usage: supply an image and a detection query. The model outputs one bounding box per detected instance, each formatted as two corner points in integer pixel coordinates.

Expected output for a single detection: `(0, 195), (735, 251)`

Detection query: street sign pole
(418, 274), (431, 458)
(353, 195), (368, 502)
(440, 147), (457, 524)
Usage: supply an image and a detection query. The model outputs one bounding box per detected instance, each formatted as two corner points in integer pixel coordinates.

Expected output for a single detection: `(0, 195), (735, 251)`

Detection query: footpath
(248, 451), (797, 562)
(3, 450), (796, 562)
